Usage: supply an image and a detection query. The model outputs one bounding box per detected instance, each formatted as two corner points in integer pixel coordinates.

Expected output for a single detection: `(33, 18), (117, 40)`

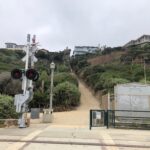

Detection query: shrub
(139, 79), (150, 84)
(53, 81), (80, 107)
(0, 94), (18, 119)
(35, 51), (48, 60)
(31, 90), (49, 108)
(57, 64), (70, 72)
(54, 72), (78, 86)
(103, 78), (129, 92)
(0, 72), (22, 95)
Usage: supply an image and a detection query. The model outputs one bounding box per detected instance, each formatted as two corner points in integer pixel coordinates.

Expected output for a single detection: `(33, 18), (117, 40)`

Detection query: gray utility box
(31, 108), (40, 119)
(42, 109), (53, 123)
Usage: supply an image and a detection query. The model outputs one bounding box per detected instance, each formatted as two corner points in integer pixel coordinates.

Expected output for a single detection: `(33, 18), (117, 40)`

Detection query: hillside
(87, 44), (150, 66)
(0, 49), (25, 73)
(0, 48), (81, 111)
(0, 48), (71, 72)
(71, 43), (150, 95)
(88, 51), (126, 65)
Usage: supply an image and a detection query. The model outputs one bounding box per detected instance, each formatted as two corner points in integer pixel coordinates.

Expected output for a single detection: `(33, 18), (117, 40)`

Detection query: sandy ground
(51, 80), (100, 126)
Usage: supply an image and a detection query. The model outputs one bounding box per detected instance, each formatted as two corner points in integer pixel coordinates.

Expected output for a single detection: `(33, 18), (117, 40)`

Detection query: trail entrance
(52, 80), (100, 126)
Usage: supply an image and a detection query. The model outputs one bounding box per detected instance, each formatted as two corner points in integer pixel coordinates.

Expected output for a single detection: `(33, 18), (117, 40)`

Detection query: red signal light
(26, 69), (39, 81)
(11, 69), (22, 79)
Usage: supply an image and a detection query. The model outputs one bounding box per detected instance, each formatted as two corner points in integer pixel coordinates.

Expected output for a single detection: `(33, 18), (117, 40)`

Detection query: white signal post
(23, 34), (30, 94)
(50, 62), (55, 110)
(15, 34), (38, 128)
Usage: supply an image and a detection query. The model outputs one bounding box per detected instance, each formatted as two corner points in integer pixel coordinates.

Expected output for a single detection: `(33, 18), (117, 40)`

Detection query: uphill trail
(52, 79), (100, 126)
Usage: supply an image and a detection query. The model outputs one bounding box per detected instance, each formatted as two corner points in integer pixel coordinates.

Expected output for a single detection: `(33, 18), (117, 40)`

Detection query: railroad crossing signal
(12, 34), (39, 128)
(26, 69), (39, 81)
(11, 69), (22, 79)
(11, 68), (39, 81)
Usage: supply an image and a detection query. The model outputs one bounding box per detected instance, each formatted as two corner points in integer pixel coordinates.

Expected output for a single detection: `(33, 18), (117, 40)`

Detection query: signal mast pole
(22, 34), (30, 95)
(18, 34), (38, 128)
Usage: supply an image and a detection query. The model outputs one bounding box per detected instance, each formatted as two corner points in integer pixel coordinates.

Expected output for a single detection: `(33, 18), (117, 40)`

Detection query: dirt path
(52, 80), (100, 126)
(77, 81), (100, 111)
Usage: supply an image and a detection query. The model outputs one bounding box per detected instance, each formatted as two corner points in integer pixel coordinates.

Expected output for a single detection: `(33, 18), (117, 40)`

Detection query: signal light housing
(32, 71), (39, 81)
(11, 69), (22, 79)
(26, 69), (39, 81)
(11, 68), (39, 81)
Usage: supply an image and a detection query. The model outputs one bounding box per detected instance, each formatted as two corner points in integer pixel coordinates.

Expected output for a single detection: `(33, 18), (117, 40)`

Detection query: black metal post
(89, 110), (92, 130)
(107, 110), (109, 129)
(114, 110), (116, 128)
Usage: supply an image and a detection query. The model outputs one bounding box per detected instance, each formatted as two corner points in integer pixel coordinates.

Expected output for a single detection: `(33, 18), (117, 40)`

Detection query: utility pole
(50, 62), (55, 110)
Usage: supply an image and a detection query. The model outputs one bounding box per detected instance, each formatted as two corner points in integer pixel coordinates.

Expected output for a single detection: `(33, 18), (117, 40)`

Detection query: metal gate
(90, 109), (150, 130)
(89, 110), (108, 130)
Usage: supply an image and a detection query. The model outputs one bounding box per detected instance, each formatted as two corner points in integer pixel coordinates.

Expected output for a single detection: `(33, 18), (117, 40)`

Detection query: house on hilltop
(5, 42), (25, 50)
(38, 49), (49, 54)
(73, 46), (98, 56)
(124, 35), (150, 48)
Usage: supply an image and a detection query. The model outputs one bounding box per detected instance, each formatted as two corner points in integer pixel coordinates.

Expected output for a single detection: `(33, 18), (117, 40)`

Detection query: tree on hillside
(39, 71), (49, 93)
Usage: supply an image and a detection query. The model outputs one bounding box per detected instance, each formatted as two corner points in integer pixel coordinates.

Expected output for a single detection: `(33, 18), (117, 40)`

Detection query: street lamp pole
(50, 62), (55, 110)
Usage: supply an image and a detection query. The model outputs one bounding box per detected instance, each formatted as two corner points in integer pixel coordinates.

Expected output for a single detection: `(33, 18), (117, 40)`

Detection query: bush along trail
(52, 79), (100, 126)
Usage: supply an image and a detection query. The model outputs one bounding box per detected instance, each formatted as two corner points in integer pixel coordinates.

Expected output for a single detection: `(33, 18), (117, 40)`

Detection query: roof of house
(5, 42), (17, 45)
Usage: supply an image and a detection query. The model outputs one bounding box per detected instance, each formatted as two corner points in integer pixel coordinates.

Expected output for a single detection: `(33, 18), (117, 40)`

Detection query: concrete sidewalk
(0, 124), (150, 150)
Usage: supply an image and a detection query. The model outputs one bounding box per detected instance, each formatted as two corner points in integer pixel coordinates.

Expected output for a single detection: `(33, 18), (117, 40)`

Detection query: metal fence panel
(90, 109), (150, 130)
(108, 110), (150, 129)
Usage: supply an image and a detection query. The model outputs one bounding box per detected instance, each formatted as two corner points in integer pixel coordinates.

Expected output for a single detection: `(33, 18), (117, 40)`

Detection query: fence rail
(90, 109), (150, 130)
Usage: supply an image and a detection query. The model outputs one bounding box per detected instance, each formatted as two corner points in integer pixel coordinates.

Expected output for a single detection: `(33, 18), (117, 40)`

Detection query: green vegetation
(30, 71), (80, 110)
(54, 81), (80, 108)
(0, 94), (18, 119)
(0, 49), (25, 72)
(121, 44), (150, 63)
(71, 44), (150, 93)
(0, 49), (80, 112)
(54, 72), (78, 87)
(56, 64), (70, 72)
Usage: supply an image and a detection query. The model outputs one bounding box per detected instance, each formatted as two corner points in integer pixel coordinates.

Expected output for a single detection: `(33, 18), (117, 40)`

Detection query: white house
(124, 35), (150, 48)
(73, 46), (98, 56)
(5, 42), (25, 50)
